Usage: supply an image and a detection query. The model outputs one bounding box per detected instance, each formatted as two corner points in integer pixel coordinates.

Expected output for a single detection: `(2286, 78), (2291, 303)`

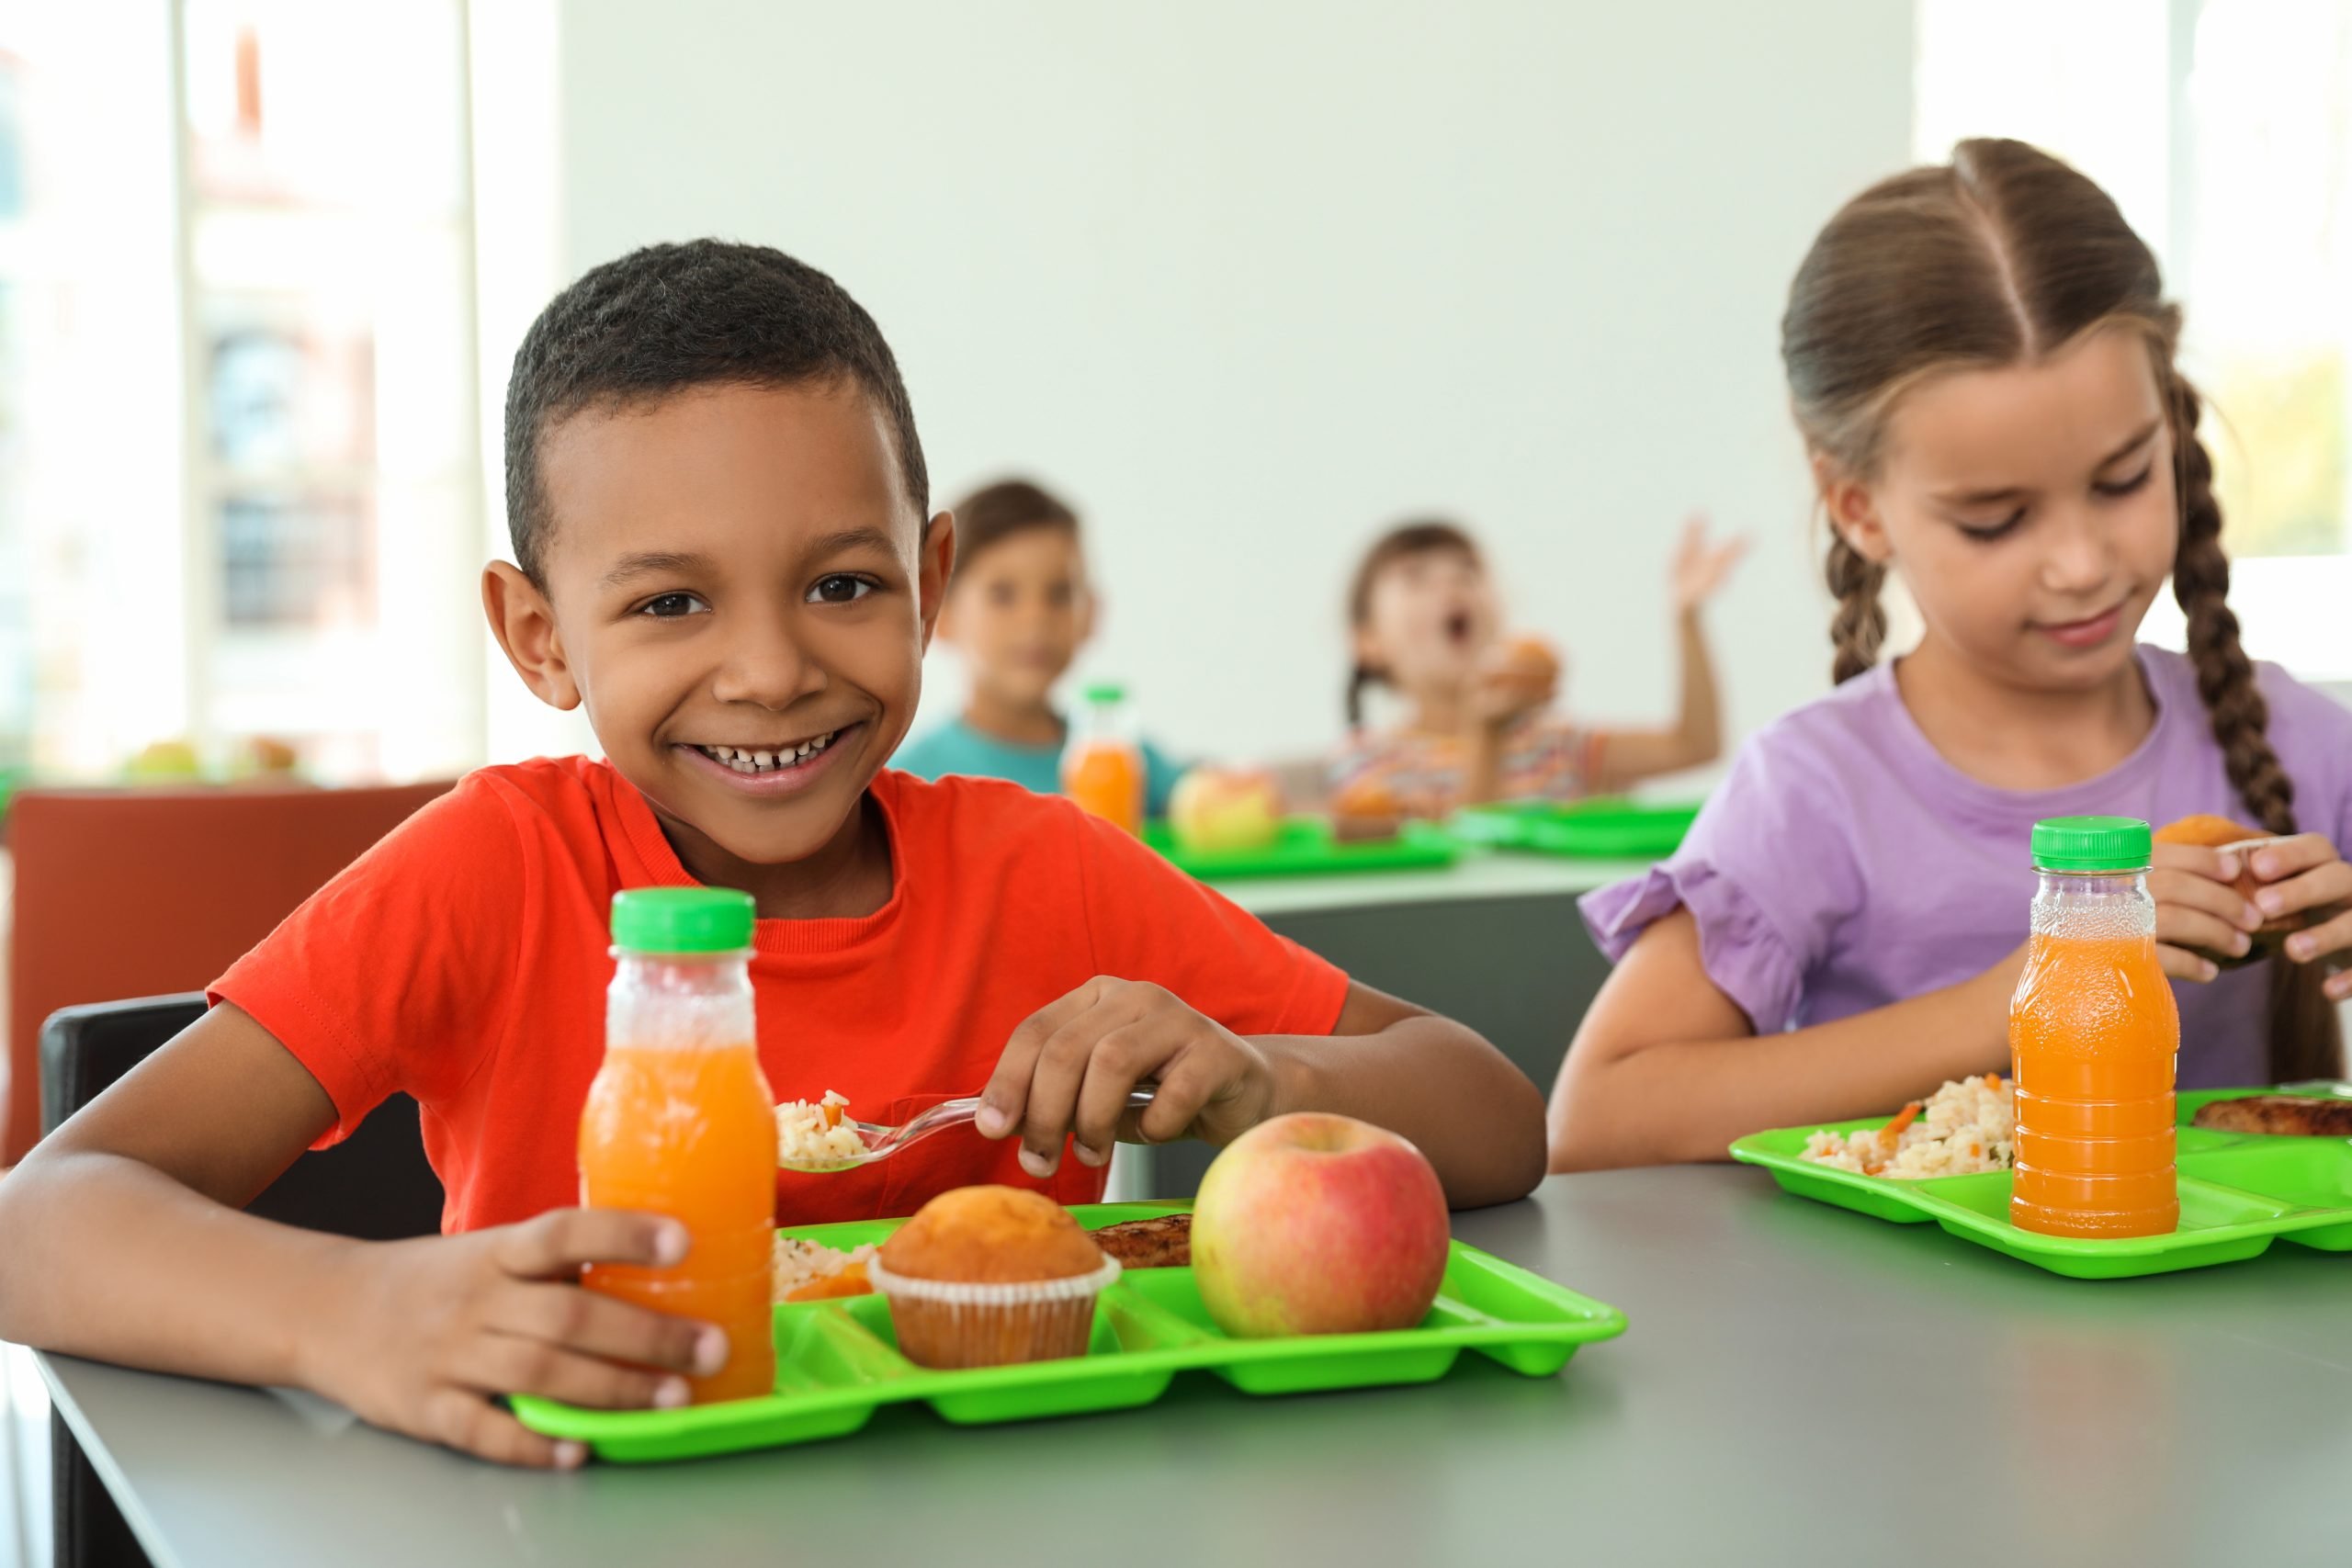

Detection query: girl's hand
(2245, 834), (2352, 999)
(1468, 649), (1557, 732)
(1668, 513), (1747, 614)
(307, 1209), (727, 1468)
(2150, 840), (2264, 982)
(977, 976), (1277, 1176)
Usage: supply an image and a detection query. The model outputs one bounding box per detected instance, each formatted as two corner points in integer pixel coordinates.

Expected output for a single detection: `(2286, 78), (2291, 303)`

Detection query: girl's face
(1822, 325), (2179, 695)
(1354, 546), (1502, 698)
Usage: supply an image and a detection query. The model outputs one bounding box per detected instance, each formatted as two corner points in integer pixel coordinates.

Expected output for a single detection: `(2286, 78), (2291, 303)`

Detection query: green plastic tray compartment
(1448, 797), (1700, 859)
(1730, 1091), (2352, 1278)
(512, 1202), (1626, 1462)
(1142, 817), (1457, 879)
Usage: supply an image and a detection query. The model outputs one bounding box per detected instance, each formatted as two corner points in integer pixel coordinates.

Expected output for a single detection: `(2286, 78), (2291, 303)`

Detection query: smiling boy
(0, 242), (1544, 1468)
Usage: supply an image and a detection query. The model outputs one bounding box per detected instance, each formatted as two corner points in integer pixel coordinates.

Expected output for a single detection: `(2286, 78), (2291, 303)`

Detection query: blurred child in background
(898, 479), (1183, 813)
(1329, 514), (1745, 817)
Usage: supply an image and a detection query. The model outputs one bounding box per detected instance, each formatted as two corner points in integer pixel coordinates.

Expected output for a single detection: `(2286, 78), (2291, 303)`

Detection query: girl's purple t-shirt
(1581, 646), (2352, 1089)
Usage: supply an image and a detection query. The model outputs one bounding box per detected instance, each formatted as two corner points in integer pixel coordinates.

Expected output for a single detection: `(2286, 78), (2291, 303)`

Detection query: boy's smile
(487, 378), (953, 910)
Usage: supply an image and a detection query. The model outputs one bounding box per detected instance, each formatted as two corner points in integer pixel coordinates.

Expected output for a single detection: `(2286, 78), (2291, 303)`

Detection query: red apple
(1192, 1111), (1451, 1337)
(1169, 766), (1284, 853)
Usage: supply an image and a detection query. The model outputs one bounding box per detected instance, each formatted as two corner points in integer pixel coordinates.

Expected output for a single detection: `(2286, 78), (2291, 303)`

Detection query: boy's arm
(1587, 607), (1723, 790)
(1254, 981), (1548, 1208)
(979, 978), (1547, 1210)
(0, 1003), (718, 1467)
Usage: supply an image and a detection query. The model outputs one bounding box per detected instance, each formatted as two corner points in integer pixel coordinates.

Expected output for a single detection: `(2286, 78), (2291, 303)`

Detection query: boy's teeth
(696, 731), (838, 773)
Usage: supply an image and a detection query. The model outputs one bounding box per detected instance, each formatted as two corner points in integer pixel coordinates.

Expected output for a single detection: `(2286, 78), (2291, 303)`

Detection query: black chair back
(35, 994), (446, 1568)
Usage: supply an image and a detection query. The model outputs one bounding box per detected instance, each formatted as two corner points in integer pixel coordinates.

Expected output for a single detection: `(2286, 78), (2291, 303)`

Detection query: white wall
(539, 0), (1917, 773)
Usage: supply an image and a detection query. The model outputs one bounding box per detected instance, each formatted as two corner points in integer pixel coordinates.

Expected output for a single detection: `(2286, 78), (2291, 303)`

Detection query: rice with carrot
(773, 1235), (876, 1303)
(775, 1090), (866, 1167)
(1800, 1075), (2014, 1178)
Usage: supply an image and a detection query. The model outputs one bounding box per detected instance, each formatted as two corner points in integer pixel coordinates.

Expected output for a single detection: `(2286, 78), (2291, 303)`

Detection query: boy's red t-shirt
(210, 760), (1350, 1234)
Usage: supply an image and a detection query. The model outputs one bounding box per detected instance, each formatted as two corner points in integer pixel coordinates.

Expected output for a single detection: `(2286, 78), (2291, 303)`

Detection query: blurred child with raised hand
(896, 479), (1183, 814)
(1329, 514), (1745, 818)
(0, 243), (1544, 1469)
(1551, 141), (2352, 1173)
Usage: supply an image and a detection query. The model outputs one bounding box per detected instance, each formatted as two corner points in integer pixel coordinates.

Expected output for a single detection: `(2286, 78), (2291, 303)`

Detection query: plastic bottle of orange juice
(2009, 816), (2179, 1238)
(579, 888), (776, 1403)
(1062, 682), (1145, 835)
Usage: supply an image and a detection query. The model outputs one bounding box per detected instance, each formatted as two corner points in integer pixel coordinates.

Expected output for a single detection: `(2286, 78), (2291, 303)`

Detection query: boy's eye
(1956, 508), (2026, 543)
(987, 581), (1017, 608)
(808, 574), (875, 604)
(2094, 464), (2155, 499)
(637, 591), (707, 618)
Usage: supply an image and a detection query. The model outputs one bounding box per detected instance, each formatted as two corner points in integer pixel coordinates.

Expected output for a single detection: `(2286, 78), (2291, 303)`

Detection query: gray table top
(1207, 846), (1645, 916)
(37, 1165), (2352, 1568)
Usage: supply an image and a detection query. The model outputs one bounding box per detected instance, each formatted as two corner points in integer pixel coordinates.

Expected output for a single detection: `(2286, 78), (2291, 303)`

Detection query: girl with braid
(1550, 140), (2352, 1170)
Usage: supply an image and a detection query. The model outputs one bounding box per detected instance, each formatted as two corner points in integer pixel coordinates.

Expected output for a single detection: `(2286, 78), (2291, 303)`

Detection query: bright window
(1917, 0), (2352, 678)
(0, 0), (484, 784)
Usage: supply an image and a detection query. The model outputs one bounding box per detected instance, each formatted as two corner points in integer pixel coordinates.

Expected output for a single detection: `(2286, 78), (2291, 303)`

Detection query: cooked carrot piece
(785, 1261), (872, 1302)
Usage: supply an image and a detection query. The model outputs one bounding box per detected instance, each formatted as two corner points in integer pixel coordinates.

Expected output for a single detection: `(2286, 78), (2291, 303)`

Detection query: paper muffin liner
(866, 1255), (1121, 1370)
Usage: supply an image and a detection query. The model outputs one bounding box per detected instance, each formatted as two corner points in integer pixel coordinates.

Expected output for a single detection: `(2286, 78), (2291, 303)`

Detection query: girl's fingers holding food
(2149, 864), (2260, 933)
(2155, 942), (2222, 985)
(2245, 832), (2337, 885)
(2254, 855), (2352, 922)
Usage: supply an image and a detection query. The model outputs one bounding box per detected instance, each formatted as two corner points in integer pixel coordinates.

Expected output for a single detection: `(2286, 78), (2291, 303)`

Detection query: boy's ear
(1075, 579), (1099, 646)
(1811, 451), (1893, 566)
(917, 510), (956, 651)
(482, 561), (582, 711)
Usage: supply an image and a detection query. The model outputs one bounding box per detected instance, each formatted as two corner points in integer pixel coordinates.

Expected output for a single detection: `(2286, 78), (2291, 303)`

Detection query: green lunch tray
(511, 1202), (1626, 1463)
(1449, 798), (1700, 859)
(1731, 1086), (2352, 1280)
(1143, 817), (1458, 879)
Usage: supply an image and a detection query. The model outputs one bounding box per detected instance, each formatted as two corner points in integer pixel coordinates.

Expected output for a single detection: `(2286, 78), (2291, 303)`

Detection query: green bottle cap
(1082, 682), (1127, 705)
(2030, 816), (2152, 873)
(610, 887), (755, 953)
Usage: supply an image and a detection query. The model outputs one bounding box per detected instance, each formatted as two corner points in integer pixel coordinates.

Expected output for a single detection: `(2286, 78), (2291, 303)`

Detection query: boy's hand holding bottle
(308, 1209), (726, 1469)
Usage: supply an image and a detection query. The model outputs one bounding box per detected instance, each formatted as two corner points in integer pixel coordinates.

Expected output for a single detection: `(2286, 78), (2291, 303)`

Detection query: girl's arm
(1548, 908), (2023, 1170)
(0, 1003), (716, 1467)
(1587, 518), (1746, 793)
(1587, 606), (1723, 791)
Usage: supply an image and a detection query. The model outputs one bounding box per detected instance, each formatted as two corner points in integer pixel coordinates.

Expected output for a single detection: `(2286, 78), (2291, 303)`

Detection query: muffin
(868, 1187), (1119, 1369)
(1498, 634), (1561, 685)
(1330, 778), (1406, 843)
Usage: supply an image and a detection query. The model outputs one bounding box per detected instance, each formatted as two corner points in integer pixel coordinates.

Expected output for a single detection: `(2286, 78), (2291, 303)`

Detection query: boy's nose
(707, 620), (823, 709)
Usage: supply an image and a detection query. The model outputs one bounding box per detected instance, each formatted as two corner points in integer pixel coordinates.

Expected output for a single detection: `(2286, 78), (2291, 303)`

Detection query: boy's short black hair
(947, 478), (1080, 581)
(503, 239), (928, 583)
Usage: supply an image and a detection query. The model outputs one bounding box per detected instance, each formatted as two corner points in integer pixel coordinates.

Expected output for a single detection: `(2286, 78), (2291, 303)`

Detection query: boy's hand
(2245, 834), (2352, 999)
(976, 977), (1279, 1176)
(1668, 513), (1747, 614)
(2150, 840), (2264, 982)
(307, 1208), (728, 1469)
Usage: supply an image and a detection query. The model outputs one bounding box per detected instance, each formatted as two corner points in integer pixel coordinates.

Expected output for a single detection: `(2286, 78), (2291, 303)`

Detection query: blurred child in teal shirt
(897, 479), (1182, 811)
